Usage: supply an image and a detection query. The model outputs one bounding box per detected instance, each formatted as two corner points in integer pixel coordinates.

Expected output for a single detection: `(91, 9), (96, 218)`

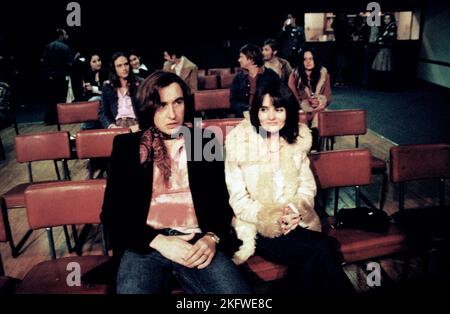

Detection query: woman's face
(303, 51), (315, 71)
(129, 54), (141, 70)
(90, 55), (102, 71)
(384, 15), (392, 25)
(258, 94), (287, 134)
(114, 56), (130, 79)
(153, 82), (185, 136)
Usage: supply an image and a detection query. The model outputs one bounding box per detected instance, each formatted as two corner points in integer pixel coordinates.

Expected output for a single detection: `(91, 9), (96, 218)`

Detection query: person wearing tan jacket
(225, 81), (354, 295)
(162, 48), (198, 92)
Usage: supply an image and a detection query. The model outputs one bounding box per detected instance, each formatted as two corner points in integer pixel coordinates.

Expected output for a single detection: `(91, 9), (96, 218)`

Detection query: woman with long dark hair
(82, 52), (108, 101)
(288, 48), (331, 149)
(98, 52), (142, 131)
(225, 80), (354, 295)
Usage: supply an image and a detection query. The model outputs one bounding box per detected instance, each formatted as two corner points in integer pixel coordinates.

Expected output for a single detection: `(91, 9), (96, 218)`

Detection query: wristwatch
(206, 232), (220, 244)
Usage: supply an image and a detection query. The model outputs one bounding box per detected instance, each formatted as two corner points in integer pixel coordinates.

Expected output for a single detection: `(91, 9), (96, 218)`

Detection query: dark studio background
(1, 0), (449, 144)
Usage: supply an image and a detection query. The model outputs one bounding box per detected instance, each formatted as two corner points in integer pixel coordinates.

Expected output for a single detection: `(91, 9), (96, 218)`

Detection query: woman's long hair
(295, 47), (323, 92)
(249, 80), (300, 144)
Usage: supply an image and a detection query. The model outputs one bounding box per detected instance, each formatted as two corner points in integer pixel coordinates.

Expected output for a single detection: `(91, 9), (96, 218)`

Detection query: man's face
(262, 45), (276, 61)
(238, 53), (253, 69)
(114, 56), (130, 79)
(129, 54), (141, 70)
(153, 82), (185, 136)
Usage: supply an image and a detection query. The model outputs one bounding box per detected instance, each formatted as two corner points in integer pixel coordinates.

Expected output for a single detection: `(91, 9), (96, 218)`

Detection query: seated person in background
(230, 43), (280, 118)
(82, 52), (108, 101)
(100, 71), (251, 294)
(225, 80), (354, 295)
(128, 49), (152, 79)
(288, 47), (330, 149)
(262, 38), (293, 84)
(99, 52), (142, 132)
(162, 47), (198, 92)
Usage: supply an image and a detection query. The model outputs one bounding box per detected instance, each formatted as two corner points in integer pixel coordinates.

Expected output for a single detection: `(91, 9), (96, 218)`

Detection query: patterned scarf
(140, 127), (172, 185)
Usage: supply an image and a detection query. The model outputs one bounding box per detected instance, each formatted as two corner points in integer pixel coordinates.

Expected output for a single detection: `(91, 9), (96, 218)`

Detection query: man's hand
(183, 235), (217, 269)
(149, 233), (196, 267)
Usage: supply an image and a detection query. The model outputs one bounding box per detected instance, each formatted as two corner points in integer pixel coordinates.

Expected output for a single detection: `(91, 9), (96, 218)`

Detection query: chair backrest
(15, 131), (71, 163)
(390, 144), (450, 183)
(194, 89), (231, 111)
(309, 148), (372, 189)
(25, 179), (106, 229)
(198, 74), (219, 90)
(208, 68), (232, 76)
(57, 101), (100, 129)
(197, 118), (242, 145)
(219, 73), (236, 89)
(318, 109), (367, 138)
(76, 128), (130, 159)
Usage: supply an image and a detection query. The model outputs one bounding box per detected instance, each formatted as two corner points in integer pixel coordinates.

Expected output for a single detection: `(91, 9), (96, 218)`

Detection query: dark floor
(330, 82), (450, 145)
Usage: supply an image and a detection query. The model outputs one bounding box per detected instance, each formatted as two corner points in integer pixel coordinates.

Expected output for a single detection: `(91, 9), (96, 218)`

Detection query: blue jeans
(117, 250), (251, 294)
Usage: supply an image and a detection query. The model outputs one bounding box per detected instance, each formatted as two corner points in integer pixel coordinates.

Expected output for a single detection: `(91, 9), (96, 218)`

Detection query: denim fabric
(116, 250), (251, 294)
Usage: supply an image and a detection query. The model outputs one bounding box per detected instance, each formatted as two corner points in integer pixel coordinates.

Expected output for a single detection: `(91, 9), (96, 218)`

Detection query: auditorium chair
(390, 144), (450, 275)
(219, 73), (236, 89)
(208, 68), (232, 76)
(197, 118), (242, 145)
(14, 180), (110, 294)
(56, 100), (100, 131)
(0, 131), (73, 257)
(242, 149), (409, 285)
(197, 74), (219, 90)
(193, 89), (231, 118)
(318, 109), (388, 211)
(75, 128), (130, 179)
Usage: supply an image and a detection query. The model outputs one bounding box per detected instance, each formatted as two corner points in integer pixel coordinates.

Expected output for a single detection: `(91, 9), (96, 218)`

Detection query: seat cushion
(245, 255), (287, 282)
(327, 222), (407, 263)
(2, 181), (67, 208)
(15, 256), (111, 294)
(371, 156), (387, 173)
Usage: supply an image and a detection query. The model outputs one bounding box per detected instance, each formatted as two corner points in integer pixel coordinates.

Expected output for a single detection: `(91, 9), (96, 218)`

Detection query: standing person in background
(262, 38), (293, 84)
(163, 47), (198, 92)
(99, 52), (142, 132)
(371, 13), (397, 90)
(41, 28), (75, 124)
(277, 13), (305, 67)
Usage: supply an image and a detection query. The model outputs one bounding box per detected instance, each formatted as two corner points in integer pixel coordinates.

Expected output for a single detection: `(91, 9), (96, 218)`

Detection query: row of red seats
(2, 142), (448, 294)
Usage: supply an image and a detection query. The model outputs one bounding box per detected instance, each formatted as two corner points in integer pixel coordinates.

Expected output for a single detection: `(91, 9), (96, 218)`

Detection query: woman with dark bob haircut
(98, 71), (251, 294)
(225, 80), (354, 295)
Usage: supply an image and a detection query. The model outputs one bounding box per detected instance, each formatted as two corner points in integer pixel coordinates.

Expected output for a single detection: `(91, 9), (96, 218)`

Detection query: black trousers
(256, 227), (356, 295)
(44, 76), (68, 124)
